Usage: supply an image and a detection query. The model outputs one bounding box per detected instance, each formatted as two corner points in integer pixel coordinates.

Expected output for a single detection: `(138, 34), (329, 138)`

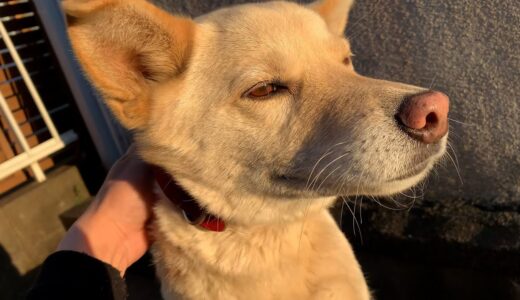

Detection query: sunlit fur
(64, 0), (447, 299)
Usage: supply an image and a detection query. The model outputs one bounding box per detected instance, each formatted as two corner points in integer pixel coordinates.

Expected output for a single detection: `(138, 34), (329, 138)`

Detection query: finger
(108, 145), (152, 181)
(114, 144), (138, 166)
(96, 145), (157, 209)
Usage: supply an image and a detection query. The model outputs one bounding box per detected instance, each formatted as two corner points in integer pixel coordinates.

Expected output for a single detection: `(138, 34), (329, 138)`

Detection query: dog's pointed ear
(63, 0), (195, 129)
(309, 0), (354, 36)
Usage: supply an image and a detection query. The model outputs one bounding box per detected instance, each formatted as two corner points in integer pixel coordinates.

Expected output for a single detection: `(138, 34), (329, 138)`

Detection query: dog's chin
(320, 158), (436, 198)
(271, 165), (431, 199)
(271, 140), (447, 199)
(339, 141), (447, 197)
(356, 167), (431, 197)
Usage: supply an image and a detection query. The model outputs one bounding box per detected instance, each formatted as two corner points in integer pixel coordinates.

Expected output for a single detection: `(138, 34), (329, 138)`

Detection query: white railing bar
(26, 126), (47, 138)
(0, 40), (46, 55)
(0, 52), (52, 71)
(16, 103), (70, 126)
(2, 26), (39, 36)
(0, 0), (30, 7)
(0, 68), (51, 86)
(0, 73), (37, 86)
(0, 130), (77, 182)
(0, 66), (55, 85)
(0, 90), (45, 181)
(0, 19), (61, 141)
(0, 12), (34, 22)
(0, 57), (34, 70)
(2, 26), (41, 39)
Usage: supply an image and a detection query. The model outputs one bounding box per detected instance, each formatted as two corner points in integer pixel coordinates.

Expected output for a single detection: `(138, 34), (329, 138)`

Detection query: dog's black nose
(396, 90), (450, 144)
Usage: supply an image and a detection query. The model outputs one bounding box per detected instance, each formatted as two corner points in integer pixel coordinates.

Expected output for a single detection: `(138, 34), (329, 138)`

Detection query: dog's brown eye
(247, 83), (278, 98)
(343, 57), (351, 65)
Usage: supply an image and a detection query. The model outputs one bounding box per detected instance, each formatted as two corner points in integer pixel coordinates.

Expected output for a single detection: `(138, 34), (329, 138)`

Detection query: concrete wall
(345, 0), (520, 207)
(150, 0), (519, 207)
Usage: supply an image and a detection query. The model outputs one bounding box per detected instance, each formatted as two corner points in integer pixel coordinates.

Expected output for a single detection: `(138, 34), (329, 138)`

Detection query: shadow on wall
(0, 245), (40, 300)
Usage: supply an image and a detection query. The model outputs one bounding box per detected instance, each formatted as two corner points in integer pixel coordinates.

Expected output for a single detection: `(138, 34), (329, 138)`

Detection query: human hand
(58, 146), (156, 275)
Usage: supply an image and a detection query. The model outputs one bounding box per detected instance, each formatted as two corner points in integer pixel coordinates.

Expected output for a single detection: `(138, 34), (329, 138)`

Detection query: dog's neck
(154, 167), (226, 232)
(152, 163), (338, 228)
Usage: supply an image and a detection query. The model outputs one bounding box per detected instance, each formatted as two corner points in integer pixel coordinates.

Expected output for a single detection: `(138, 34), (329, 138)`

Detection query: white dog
(63, 0), (449, 298)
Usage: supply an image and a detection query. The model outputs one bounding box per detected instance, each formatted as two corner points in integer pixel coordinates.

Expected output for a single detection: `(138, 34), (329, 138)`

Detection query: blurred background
(0, 0), (518, 299)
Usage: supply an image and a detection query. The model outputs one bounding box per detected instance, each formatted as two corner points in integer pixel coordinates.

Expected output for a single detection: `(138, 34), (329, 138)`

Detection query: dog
(63, 0), (449, 298)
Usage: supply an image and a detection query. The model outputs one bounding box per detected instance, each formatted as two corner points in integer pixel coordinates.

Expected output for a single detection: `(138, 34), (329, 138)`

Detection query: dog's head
(64, 0), (448, 224)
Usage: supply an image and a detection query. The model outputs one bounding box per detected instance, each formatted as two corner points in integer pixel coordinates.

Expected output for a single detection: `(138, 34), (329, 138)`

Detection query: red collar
(153, 167), (226, 232)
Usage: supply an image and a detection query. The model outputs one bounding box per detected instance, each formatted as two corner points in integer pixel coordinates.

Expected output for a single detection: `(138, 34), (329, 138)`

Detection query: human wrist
(58, 212), (130, 275)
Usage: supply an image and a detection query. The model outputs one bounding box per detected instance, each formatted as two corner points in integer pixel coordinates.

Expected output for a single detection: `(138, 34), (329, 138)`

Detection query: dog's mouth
(271, 151), (441, 197)
(268, 131), (448, 198)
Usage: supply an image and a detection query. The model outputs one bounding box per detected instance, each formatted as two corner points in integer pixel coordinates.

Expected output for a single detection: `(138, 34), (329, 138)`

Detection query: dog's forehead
(198, 2), (336, 48)
(191, 1), (351, 73)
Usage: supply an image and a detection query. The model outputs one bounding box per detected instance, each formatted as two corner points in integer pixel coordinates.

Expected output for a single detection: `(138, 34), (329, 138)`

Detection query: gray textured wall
(151, 0), (520, 207)
(346, 0), (520, 208)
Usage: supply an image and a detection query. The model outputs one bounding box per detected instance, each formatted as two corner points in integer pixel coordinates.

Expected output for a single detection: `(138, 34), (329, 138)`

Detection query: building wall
(345, 0), (519, 207)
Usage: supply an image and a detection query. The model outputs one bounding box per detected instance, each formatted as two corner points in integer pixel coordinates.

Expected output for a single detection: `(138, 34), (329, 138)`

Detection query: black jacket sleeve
(27, 251), (127, 300)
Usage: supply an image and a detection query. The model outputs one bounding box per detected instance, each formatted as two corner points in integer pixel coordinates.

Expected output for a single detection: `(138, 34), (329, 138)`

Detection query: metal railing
(0, 17), (77, 183)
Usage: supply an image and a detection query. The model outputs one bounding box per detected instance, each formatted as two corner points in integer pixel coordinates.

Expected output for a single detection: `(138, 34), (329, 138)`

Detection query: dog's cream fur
(63, 0), (447, 299)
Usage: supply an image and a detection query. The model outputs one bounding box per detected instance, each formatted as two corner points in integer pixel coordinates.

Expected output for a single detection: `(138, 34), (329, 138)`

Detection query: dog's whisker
(359, 197), (364, 225)
(316, 165), (343, 192)
(342, 197), (363, 243)
(298, 195), (315, 256)
(352, 197), (361, 236)
(369, 196), (408, 211)
(383, 196), (404, 209)
(399, 184), (425, 203)
(445, 145), (463, 185)
(447, 129), (462, 140)
(447, 141), (462, 172)
(306, 150), (335, 190)
(305, 141), (348, 190)
(448, 117), (474, 127)
(428, 75), (437, 90)
(387, 195), (407, 208)
(406, 187), (421, 212)
(398, 190), (421, 200)
(309, 151), (351, 191)
(335, 160), (357, 193)
(339, 197), (345, 230)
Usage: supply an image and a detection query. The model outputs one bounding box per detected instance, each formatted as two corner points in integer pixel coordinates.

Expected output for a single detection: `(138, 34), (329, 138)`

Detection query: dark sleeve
(27, 251), (127, 300)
